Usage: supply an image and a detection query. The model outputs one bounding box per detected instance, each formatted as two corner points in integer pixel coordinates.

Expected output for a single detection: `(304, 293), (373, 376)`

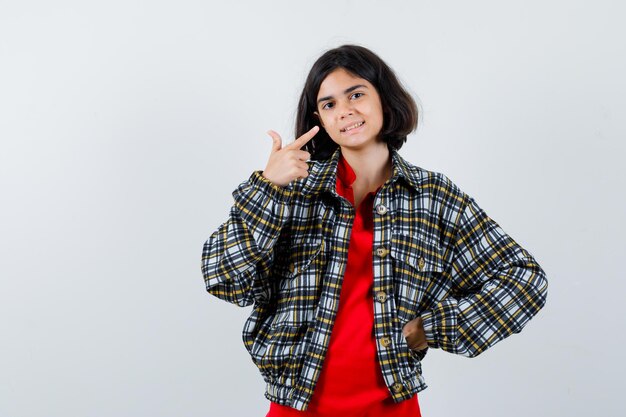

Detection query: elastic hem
(263, 372), (428, 412)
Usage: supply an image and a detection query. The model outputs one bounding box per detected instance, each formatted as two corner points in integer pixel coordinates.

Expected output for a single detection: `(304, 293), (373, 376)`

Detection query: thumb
(266, 130), (282, 153)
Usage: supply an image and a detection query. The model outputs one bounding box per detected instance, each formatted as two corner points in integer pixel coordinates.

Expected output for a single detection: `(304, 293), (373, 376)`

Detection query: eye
(321, 102), (334, 110)
(351, 92), (364, 99)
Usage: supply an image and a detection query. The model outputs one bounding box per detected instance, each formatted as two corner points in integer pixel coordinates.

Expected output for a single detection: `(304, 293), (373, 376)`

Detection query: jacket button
(375, 246), (389, 258)
(375, 290), (387, 303)
(392, 382), (404, 393)
(375, 204), (388, 215)
(380, 336), (392, 347)
(289, 264), (295, 273)
(418, 257), (425, 270)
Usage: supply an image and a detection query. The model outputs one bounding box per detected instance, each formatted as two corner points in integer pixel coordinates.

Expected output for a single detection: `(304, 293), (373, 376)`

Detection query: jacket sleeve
(420, 194), (548, 357)
(201, 170), (292, 307)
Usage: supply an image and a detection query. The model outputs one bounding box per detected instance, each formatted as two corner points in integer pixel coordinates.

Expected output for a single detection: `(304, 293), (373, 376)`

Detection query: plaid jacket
(201, 146), (548, 411)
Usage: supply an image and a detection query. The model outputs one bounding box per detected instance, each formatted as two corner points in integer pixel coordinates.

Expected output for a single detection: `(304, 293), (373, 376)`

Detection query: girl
(201, 44), (548, 417)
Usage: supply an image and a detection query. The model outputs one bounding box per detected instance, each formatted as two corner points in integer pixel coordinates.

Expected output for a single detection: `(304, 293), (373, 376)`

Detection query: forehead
(316, 68), (372, 98)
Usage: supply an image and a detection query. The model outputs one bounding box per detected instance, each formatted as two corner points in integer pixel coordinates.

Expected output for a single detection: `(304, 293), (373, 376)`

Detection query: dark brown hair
(296, 44), (419, 160)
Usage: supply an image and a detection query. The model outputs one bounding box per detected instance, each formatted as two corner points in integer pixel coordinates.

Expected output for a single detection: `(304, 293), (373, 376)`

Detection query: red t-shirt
(266, 153), (421, 417)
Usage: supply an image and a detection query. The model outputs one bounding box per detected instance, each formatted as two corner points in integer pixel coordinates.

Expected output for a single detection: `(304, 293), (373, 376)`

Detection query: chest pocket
(390, 232), (445, 321)
(285, 239), (325, 278)
(271, 237), (326, 327)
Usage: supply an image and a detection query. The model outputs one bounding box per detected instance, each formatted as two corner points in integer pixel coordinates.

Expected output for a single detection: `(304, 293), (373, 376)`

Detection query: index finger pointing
(287, 125), (320, 150)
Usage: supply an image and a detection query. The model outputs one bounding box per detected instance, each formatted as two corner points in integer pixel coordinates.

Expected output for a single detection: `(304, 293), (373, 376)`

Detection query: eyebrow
(317, 84), (368, 104)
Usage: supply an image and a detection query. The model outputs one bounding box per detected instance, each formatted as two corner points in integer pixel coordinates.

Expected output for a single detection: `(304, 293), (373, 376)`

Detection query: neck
(340, 142), (392, 190)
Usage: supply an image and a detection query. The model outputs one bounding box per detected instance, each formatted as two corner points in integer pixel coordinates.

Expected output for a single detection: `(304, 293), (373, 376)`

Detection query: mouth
(340, 121), (365, 133)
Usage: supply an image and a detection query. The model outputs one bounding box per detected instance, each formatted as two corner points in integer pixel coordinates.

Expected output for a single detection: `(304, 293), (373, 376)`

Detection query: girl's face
(314, 68), (384, 152)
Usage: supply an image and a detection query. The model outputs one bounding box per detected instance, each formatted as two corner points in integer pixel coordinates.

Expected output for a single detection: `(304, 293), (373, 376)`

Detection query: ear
(313, 111), (324, 128)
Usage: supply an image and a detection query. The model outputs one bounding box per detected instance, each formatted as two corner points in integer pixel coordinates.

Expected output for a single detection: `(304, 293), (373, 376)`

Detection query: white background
(1, 1), (624, 416)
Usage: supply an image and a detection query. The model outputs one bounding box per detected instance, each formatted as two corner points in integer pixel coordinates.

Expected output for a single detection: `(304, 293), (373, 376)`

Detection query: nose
(337, 100), (354, 119)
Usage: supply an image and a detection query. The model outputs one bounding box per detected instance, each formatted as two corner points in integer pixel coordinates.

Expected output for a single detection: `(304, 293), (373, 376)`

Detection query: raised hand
(261, 125), (319, 187)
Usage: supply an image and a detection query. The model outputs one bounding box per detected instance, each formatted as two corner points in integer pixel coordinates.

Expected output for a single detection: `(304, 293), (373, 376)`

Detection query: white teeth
(343, 121), (364, 132)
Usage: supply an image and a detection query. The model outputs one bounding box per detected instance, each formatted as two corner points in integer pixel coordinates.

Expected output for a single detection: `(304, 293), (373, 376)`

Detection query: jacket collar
(300, 146), (422, 197)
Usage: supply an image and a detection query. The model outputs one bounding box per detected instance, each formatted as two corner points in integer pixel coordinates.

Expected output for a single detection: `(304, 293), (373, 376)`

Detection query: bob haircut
(296, 44), (419, 160)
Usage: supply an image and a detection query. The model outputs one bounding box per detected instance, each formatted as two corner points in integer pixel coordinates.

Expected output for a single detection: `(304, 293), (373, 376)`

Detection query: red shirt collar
(337, 152), (357, 187)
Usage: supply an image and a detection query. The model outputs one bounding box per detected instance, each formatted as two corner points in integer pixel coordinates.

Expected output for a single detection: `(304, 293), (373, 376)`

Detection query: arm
(415, 195), (548, 357)
(201, 170), (292, 307)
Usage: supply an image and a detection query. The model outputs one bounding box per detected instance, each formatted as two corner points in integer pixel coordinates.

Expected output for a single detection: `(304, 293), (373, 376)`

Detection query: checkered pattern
(201, 147), (548, 411)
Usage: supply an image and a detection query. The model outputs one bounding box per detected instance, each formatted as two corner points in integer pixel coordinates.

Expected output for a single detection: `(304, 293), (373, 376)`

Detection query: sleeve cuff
(246, 170), (293, 203)
(420, 310), (439, 348)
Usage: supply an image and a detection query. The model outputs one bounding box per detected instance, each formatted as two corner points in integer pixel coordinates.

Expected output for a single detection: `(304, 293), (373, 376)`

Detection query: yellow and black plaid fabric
(201, 147), (548, 411)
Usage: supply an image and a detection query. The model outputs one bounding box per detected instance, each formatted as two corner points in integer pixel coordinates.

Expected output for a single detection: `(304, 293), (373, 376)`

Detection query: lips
(340, 121), (365, 132)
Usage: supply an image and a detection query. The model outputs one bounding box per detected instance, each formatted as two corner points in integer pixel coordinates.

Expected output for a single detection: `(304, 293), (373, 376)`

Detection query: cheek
(363, 103), (383, 125)
(372, 103), (385, 125)
(321, 115), (334, 130)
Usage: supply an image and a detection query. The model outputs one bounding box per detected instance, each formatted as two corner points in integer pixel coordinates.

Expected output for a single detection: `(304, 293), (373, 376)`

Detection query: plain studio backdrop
(1, 1), (624, 416)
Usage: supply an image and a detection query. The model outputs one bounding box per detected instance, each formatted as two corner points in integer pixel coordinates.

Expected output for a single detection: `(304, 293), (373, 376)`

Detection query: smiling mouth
(340, 121), (365, 132)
